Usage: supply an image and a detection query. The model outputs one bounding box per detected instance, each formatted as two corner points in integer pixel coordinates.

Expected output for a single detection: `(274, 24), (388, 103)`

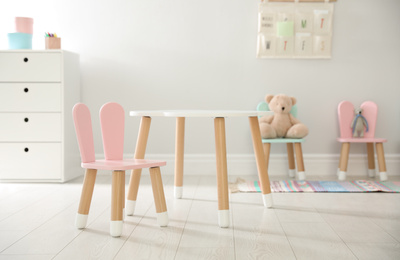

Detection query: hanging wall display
(257, 1), (334, 59)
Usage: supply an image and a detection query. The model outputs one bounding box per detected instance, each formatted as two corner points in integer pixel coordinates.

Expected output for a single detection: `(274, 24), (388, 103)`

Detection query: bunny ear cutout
(360, 101), (378, 138)
(338, 101), (355, 138)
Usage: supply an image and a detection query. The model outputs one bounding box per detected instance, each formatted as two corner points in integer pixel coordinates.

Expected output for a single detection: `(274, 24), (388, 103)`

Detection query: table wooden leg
(366, 143), (376, 177)
(376, 143), (388, 181)
(248, 116), (272, 208)
(76, 169), (97, 229)
(174, 117), (185, 199)
(214, 117), (230, 228)
(286, 143), (296, 178)
(111, 170), (125, 237)
(127, 116), (151, 216)
(338, 143), (350, 180)
(294, 143), (306, 180)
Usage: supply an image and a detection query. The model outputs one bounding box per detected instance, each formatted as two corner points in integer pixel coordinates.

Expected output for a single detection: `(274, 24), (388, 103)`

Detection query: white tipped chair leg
(110, 221), (123, 237)
(75, 213), (88, 229)
(174, 186), (183, 199)
(218, 210), (230, 228)
(262, 193), (273, 208)
(297, 171), (306, 181)
(157, 211), (169, 227)
(126, 200), (136, 216)
(368, 169), (376, 178)
(338, 171), (346, 181)
(288, 169), (296, 178)
(379, 172), (388, 181)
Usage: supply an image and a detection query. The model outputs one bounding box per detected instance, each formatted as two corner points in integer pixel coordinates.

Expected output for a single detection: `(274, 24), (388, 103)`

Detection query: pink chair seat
(82, 159), (166, 171)
(337, 137), (387, 143)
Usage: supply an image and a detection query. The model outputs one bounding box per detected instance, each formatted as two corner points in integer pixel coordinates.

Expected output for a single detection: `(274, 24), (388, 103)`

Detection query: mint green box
(277, 21), (294, 37)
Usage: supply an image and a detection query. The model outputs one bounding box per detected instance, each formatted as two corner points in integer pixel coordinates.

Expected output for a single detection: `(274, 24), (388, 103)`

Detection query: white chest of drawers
(0, 50), (81, 182)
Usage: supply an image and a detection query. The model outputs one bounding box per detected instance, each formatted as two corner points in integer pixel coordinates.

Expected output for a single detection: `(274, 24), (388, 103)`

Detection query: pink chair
(73, 102), (168, 237)
(337, 101), (387, 181)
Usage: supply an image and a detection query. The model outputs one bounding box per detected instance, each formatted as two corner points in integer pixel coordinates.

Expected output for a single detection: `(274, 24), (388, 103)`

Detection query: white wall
(1, 0), (399, 176)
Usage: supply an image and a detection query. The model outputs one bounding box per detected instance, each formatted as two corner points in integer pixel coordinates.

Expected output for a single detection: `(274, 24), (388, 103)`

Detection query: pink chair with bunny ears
(73, 102), (168, 237)
(337, 101), (387, 181)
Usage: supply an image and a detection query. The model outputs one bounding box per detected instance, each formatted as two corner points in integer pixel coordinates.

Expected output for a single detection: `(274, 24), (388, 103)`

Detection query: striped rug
(229, 178), (400, 193)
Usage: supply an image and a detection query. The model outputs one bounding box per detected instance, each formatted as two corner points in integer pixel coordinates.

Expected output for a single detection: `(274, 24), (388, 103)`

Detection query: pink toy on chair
(337, 101), (387, 181)
(73, 102), (168, 237)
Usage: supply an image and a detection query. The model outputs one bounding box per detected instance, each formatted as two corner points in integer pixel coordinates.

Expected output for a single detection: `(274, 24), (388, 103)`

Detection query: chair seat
(262, 138), (305, 144)
(337, 137), (387, 143)
(82, 159), (166, 170)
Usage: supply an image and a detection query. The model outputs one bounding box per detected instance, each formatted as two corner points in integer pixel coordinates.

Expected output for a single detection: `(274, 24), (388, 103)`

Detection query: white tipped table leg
(110, 221), (123, 237)
(174, 117), (185, 199)
(75, 213), (88, 229)
(297, 171), (306, 181)
(127, 116), (152, 215)
(214, 118), (231, 228)
(126, 200), (136, 216)
(174, 186), (183, 199)
(157, 211), (169, 227)
(262, 193), (273, 208)
(218, 210), (230, 228)
(249, 117), (273, 208)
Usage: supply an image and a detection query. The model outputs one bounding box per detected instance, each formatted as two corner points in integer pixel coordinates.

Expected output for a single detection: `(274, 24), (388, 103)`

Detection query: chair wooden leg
(214, 117), (230, 228)
(111, 170), (125, 237)
(127, 116), (151, 216)
(286, 143), (296, 178)
(263, 143), (271, 170)
(174, 117), (185, 199)
(294, 143), (306, 180)
(376, 143), (388, 181)
(338, 143), (350, 180)
(149, 167), (168, 227)
(366, 143), (376, 177)
(76, 169), (97, 229)
(249, 116), (272, 208)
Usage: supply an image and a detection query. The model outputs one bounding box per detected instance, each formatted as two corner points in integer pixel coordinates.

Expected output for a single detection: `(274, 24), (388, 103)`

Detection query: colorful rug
(229, 178), (400, 193)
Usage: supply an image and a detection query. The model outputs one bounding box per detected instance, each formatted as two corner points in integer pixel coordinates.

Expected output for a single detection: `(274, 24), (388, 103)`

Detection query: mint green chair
(257, 102), (306, 180)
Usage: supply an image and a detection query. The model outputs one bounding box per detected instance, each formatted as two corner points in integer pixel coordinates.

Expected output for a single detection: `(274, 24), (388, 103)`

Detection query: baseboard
(96, 153), (400, 177)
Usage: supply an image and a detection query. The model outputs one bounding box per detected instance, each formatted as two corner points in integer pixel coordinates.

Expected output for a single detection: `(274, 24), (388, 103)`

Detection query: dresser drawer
(0, 143), (61, 180)
(0, 113), (61, 142)
(0, 52), (61, 82)
(0, 83), (61, 112)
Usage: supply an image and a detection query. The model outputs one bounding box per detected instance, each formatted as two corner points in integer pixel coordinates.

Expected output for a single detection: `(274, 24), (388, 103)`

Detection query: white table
(127, 110), (273, 228)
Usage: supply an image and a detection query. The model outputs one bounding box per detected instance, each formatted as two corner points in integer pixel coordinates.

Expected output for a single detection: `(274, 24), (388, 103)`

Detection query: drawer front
(0, 52), (61, 82)
(0, 143), (61, 180)
(0, 113), (61, 142)
(0, 83), (61, 112)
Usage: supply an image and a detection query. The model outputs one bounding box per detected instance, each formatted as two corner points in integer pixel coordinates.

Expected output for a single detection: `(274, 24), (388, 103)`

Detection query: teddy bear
(351, 108), (368, 137)
(259, 94), (309, 139)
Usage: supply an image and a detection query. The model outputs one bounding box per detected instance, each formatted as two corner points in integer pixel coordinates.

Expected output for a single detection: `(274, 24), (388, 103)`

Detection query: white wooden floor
(0, 174), (399, 260)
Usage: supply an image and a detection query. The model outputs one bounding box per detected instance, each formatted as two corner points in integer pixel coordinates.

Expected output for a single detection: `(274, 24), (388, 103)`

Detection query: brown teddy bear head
(265, 94), (296, 114)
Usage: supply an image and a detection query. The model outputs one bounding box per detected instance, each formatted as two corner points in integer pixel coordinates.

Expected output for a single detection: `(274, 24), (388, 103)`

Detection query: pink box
(15, 17), (33, 34)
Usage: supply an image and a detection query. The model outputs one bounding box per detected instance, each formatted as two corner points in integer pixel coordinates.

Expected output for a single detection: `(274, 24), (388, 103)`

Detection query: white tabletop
(129, 110), (272, 118)
(129, 110), (166, 117)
